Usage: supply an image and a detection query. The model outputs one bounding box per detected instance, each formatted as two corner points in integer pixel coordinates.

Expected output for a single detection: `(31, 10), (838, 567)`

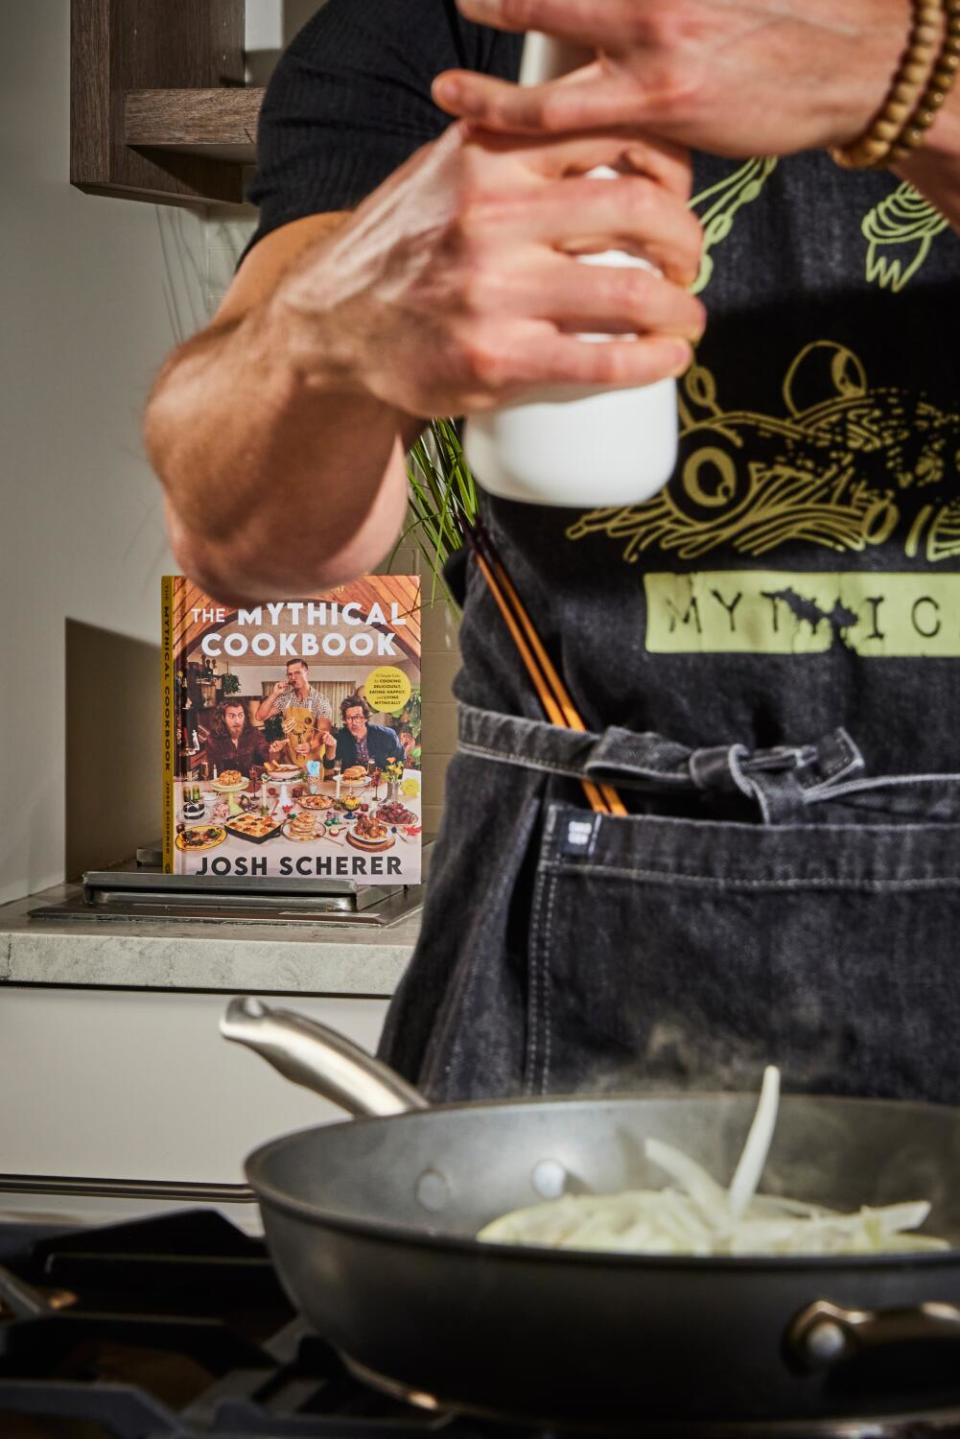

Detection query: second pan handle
(786, 1298), (960, 1373)
(221, 997), (429, 1118)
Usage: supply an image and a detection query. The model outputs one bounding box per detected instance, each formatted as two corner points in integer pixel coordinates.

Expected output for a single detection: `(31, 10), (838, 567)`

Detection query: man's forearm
(145, 298), (412, 603)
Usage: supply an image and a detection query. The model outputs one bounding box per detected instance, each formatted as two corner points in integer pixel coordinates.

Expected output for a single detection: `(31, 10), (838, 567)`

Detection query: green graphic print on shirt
(564, 164), (957, 657)
(568, 340), (960, 566)
(687, 160), (948, 297)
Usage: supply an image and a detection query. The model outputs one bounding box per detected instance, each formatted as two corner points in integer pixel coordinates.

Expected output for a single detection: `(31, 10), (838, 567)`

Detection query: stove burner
(0, 1211), (958, 1439)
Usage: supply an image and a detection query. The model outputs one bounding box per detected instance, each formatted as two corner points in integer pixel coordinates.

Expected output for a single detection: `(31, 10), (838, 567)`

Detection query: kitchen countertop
(0, 883), (419, 996)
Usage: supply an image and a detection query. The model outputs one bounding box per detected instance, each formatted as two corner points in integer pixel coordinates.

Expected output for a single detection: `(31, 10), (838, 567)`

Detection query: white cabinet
(0, 988), (387, 1229)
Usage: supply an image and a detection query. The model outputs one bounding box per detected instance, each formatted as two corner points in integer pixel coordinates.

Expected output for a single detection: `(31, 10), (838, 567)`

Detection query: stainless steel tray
(28, 845), (430, 927)
(29, 887), (422, 926)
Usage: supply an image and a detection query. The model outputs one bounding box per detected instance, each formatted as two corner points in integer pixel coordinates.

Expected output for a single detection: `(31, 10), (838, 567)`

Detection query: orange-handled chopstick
(472, 550), (610, 815)
(478, 535), (627, 817)
(467, 522), (627, 818)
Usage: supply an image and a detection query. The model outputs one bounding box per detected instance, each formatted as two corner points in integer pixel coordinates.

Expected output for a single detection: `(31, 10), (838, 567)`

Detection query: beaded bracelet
(890, 0), (960, 161)
(830, 0), (957, 169)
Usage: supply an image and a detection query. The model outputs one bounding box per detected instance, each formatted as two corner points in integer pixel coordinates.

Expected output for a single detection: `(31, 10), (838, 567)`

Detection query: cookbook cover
(161, 576), (422, 883)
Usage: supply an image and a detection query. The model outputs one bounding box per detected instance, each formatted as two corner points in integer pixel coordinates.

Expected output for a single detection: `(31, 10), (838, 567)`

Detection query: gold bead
(902, 60), (930, 82)
(846, 143), (872, 165)
(874, 117), (901, 139)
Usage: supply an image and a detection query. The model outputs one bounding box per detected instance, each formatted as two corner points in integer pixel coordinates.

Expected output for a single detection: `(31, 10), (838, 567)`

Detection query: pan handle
(220, 997), (429, 1117)
(786, 1298), (960, 1373)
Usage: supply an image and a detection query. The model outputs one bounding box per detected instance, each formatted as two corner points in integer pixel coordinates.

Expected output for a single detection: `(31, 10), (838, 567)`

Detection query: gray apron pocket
(526, 801), (960, 1101)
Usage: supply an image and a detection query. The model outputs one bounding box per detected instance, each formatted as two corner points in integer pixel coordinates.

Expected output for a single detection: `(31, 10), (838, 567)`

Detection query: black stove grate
(0, 1210), (495, 1439)
(2, 1210), (960, 1439)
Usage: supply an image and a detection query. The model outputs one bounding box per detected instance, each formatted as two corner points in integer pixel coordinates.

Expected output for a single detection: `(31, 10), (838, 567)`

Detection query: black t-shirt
(247, 1), (521, 246)
(249, 1), (960, 775)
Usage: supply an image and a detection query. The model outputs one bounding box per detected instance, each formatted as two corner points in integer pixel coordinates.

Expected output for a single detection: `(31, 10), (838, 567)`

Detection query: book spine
(161, 575), (176, 872)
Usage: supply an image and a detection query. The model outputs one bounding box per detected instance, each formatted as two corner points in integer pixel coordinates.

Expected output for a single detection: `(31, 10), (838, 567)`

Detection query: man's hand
(433, 0), (909, 158)
(254, 679), (290, 724)
(149, 108), (704, 605)
(316, 718), (337, 758)
(271, 121), (704, 417)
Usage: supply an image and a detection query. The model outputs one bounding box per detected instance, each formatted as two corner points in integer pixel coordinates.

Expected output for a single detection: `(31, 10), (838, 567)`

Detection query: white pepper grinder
(463, 32), (679, 508)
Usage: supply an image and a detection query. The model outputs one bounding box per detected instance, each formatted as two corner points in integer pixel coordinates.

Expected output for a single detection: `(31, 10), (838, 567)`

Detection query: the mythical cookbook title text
(191, 601), (408, 659)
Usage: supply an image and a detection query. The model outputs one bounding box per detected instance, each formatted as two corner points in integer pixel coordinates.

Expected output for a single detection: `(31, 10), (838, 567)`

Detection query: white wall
(0, 6), (204, 901)
(245, 0), (325, 81)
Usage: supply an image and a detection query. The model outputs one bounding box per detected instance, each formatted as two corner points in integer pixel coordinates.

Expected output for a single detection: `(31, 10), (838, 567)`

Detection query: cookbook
(161, 576), (422, 882)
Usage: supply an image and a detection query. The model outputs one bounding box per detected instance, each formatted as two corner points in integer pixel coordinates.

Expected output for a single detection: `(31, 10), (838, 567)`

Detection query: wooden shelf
(71, 0), (259, 207)
(125, 87), (264, 163)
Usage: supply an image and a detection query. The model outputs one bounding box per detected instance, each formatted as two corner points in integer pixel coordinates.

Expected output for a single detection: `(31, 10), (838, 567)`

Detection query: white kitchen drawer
(0, 988), (387, 1188)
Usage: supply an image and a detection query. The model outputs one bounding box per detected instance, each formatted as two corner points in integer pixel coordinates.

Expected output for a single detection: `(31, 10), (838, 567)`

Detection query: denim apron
(380, 699), (960, 1102)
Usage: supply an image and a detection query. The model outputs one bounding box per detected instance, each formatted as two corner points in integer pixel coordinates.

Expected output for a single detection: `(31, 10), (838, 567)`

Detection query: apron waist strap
(457, 702), (865, 823)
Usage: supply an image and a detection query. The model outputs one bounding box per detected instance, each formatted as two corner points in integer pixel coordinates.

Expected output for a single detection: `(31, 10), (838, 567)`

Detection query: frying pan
(222, 997), (960, 1431)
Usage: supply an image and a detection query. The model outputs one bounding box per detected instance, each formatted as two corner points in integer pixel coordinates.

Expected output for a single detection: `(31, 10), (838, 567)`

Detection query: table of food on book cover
(163, 576), (422, 885)
(172, 766), (422, 881)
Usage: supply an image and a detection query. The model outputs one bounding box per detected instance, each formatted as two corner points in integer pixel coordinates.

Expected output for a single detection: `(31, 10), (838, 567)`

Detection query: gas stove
(0, 1210), (501, 1439)
(2, 1210), (960, 1439)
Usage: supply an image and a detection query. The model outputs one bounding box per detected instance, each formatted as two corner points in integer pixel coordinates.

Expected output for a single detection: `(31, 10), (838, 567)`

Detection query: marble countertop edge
(0, 885), (419, 996)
